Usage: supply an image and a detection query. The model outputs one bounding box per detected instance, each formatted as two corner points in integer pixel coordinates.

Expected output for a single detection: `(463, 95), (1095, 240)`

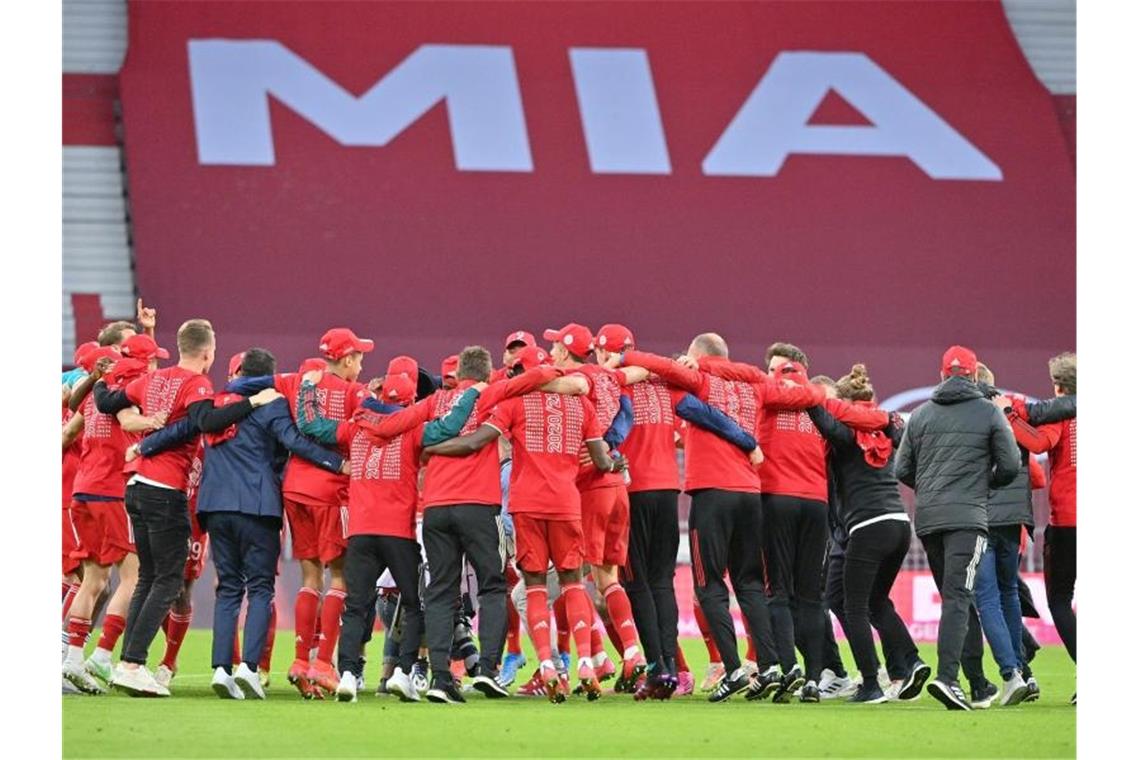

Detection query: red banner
(119, 0), (1073, 397)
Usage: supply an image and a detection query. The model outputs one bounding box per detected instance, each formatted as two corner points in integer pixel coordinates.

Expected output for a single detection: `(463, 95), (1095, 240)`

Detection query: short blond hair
(177, 319), (215, 357)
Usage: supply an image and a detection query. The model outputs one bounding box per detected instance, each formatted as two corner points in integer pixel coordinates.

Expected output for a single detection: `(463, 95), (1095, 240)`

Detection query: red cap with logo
(942, 345), (978, 377)
(319, 328), (375, 361)
(79, 346), (121, 374)
(594, 324), (635, 352)
(441, 355), (459, 378)
(387, 355), (418, 378)
(543, 323), (594, 358)
(381, 373), (416, 405)
(510, 345), (551, 372)
(73, 341), (99, 368)
(120, 334), (170, 362)
(298, 357), (327, 374)
(504, 330), (536, 351)
(228, 352), (246, 377)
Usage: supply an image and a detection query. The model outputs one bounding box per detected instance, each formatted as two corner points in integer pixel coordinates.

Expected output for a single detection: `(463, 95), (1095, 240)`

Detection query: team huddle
(60, 303), (1077, 711)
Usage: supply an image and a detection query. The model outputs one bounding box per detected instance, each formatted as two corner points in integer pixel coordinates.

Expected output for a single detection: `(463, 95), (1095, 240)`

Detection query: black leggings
(621, 490), (680, 672)
(843, 519), (918, 684)
(1044, 526), (1076, 662)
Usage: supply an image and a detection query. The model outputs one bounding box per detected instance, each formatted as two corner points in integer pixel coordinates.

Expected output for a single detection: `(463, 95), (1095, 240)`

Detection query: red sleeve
(623, 351), (703, 395)
(757, 378), (826, 410)
(356, 401), (433, 442)
(337, 422), (355, 449)
(124, 375), (146, 406)
(179, 375), (214, 412)
(485, 397), (518, 437)
(1007, 416), (1061, 454)
(273, 373), (293, 396)
(348, 382), (368, 415)
(580, 397), (603, 441)
(477, 367), (560, 414)
(821, 398), (888, 430)
(698, 358), (765, 383)
(1028, 456), (1046, 489)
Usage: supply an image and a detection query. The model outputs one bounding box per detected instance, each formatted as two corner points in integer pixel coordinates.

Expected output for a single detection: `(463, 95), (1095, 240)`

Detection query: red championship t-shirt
(71, 394), (137, 499)
(619, 375), (681, 493)
(485, 392), (603, 519)
(421, 382), (502, 508)
(276, 372), (366, 507)
(341, 423), (423, 539)
(125, 367), (213, 491)
(1040, 418), (1077, 527)
(572, 364), (625, 491)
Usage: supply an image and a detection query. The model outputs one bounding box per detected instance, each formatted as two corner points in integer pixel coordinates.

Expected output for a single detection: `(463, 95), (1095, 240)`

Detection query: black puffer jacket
(977, 382), (1033, 531)
(895, 375), (1020, 537)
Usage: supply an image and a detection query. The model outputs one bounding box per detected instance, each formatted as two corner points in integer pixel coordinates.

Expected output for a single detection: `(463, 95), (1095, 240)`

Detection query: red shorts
(285, 498), (348, 564)
(62, 506), (81, 576)
(513, 514), (584, 574)
(184, 508), (209, 581)
(70, 499), (135, 567)
(579, 485), (630, 567)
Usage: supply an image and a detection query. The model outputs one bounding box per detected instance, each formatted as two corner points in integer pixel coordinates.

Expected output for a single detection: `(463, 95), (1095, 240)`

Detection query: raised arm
(757, 378), (827, 411)
(422, 423), (500, 458)
(477, 368), (559, 414)
(188, 394), (263, 434)
(698, 358), (765, 383)
(1022, 395), (1076, 426)
(68, 373), (98, 413)
(94, 382), (133, 415)
(820, 398), (888, 431)
(622, 351), (703, 394)
(266, 402), (345, 473)
(674, 393), (757, 453)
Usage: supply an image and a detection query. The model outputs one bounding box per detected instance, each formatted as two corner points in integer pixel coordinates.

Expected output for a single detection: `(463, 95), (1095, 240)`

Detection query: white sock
(540, 659), (555, 672)
(623, 646), (640, 660)
(66, 645), (85, 665)
(91, 647), (112, 663)
(592, 652), (608, 668)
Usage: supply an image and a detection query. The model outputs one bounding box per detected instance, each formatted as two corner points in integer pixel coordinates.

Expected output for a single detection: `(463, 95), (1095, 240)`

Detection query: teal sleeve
(421, 387), (480, 447)
(296, 380), (341, 445)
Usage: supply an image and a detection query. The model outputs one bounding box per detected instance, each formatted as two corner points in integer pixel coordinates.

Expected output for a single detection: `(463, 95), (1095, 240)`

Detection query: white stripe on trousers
(963, 534), (987, 592)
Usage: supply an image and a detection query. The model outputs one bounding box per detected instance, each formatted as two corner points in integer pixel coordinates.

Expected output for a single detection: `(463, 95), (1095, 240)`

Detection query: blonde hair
(975, 363), (995, 386)
(1048, 352), (1076, 395)
(836, 363), (874, 402)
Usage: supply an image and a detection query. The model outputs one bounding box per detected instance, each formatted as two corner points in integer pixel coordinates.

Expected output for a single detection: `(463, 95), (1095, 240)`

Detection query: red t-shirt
(276, 372), (366, 507)
(421, 382), (501, 508)
(619, 375), (681, 493)
(125, 366), (213, 491)
(486, 392), (603, 519)
(1040, 418), (1076, 527)
(757, 407), (828, 502)
(572, 364), (625, 491)
(71, 394), (137, 499)
(341, 422), (423, 539)
(62, 406), (82, 508)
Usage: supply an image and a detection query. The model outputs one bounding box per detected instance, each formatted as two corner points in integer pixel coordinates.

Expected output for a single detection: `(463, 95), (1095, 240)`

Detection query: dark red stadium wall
(117, 0), (1074, 401)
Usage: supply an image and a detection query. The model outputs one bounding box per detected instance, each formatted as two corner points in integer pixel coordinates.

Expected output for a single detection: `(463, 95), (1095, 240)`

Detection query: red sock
(693, 602), (721, 662)
(525, 586), (552, 662)
(603, 617), (623, 654)
(562, 584), (596, 664)
(506, 596), (522, 655)
(162, 610), (192, 670)
(590, 617), (605, 658)
(317, 588), (346, 664)
(553, 594), (571, 655)
(233, 621), (242, 666)
(602, 583), (639, 656)
(96, 614), (126, 652)
(62, 583), (79, 622)
(745, 637), (756, 663)
(294, 587), (320, 661)
(260, 601), (277, 672)
(67, 616), (92, 649)
(675, 641), (690, 673)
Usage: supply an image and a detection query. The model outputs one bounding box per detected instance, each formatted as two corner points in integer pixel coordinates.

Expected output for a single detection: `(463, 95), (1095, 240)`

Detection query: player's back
(276, 371), (364, 506)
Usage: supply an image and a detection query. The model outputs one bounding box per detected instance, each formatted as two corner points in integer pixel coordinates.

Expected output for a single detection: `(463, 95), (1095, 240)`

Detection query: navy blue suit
(196, 396), (345, 671)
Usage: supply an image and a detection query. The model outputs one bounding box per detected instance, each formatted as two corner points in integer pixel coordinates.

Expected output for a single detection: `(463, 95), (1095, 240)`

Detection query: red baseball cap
(80, 346), (121, 374)
(381, 373), (416, 405)
(441, 354), (459, 378)
(387, 355), (419, 378)
(543, 323), (593, 357)
(298, 357), (327, 374)
(942, 345), (978, 377)
(227, 352), (246, 377)
(72, 341), (99, 368)
(319, 328), (375, 360)
(594, 324), (634, 352)
(504, 330), (536, 351)
(510, 345), (551, 372)
(120, 334), (170, 362)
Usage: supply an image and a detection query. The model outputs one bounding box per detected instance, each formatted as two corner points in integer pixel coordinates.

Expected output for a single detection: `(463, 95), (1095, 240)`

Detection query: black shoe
(1023, 677), (1040, 703)
(1070, 692), (1076, 706)
(708, 667), (752, 703)
(848, 682), (888, 704)
(897, 661), (932, 701)
(425, 676), (466, 704)
(772, 665), (805, 704)
(799, 680), (820, 703)
(969, 680), (999, 709)
(745, 666), (781, 701)
(927, 679), (972, 711)
(472, 672), (510, 699)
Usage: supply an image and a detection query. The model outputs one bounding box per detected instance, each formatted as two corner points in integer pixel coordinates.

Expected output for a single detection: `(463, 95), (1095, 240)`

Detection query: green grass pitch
(64, 630), (1075, 758)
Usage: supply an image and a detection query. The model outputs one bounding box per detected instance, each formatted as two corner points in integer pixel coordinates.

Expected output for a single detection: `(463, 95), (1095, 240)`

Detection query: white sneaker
(999, 671), (1029, 707)
(63, 659), (105, 695)
(113, 665), (170, 697)
(259, 670), (271, 689)
(356, 673), (366, 692)
(210, 667), (245, 700)
(877, 666), (890, 690)
(63, 677), (81, 694)
(741, 659), (759, 678)
(884, 680), (903, 701)
(820, 673), (857, 700)
(336, 671), (358, 703)
(154, 664), (175, 690)
(386, 667), (420, 702)
(234, 663), (266, 700)
(84, 651), (114, 685)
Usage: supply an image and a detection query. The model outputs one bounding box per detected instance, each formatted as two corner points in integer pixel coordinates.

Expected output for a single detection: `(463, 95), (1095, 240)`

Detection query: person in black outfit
(896, 346), (1020, 711)
(807, 364), (929, 703)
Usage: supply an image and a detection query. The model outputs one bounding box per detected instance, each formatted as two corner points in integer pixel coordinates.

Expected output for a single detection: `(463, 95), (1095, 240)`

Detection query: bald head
(688, 333), (728, 359)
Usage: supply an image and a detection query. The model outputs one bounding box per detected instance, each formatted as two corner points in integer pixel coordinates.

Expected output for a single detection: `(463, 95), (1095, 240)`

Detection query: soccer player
(274, 328), (372, 696)
(423, 345), (624, 704)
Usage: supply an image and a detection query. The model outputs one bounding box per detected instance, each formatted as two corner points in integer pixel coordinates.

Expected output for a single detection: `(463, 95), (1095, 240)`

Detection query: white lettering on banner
(703, 52), (1002, 181)
(188, 40), (533, 170)
(189, 42), (1000, 181)
(569, 48), (671, 174)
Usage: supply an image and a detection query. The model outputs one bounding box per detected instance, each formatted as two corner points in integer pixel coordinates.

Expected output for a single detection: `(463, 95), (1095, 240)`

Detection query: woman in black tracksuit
(806, 364), (930, 703)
